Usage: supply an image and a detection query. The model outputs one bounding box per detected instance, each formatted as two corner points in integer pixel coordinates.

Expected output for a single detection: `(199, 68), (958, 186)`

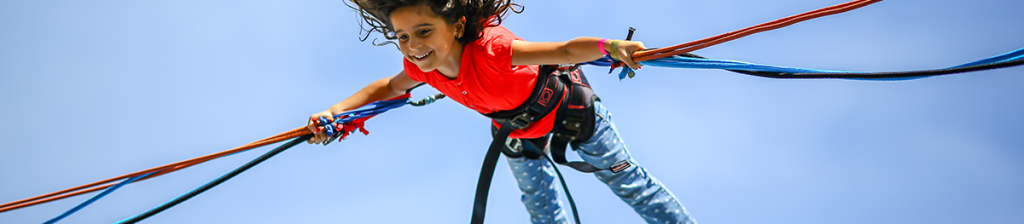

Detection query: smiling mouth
(411, 50), (433, 60)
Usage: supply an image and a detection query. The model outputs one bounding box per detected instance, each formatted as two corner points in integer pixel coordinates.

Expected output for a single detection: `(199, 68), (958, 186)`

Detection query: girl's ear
(455, 17), (466, 38)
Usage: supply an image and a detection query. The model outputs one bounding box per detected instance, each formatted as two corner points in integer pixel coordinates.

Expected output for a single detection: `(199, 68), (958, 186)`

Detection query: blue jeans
(507, 101), (696, 224)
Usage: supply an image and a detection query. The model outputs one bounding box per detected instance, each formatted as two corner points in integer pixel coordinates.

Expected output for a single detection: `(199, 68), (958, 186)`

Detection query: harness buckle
(508, 112), (532, 129)
(505, 137), (522, 153)
(555, 115), (584, 142)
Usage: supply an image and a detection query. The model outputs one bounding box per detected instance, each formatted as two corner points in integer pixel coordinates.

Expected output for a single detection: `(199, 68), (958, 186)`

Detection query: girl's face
(390, 5), (463, 73)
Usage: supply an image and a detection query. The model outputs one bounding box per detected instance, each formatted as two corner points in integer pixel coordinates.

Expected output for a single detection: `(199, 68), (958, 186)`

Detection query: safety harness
(470, 64), (632, 224)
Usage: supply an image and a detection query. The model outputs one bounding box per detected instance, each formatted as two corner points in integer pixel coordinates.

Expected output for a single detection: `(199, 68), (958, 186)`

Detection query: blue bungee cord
(103, 47), (1023, 223)
(115, 136), (310, 224)
(319, 95), (412, 141)
(112, 93), (444, 223)
(43, 172), (156, 224)
(584, 47), (1024, 80)
(37, 94), (437, 223)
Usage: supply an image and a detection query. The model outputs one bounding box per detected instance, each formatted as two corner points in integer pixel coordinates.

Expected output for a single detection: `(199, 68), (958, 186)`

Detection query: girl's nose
(408, 37), (423, 49)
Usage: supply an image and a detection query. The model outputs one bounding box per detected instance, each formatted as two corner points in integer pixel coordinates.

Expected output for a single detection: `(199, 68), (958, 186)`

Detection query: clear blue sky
(2, 0), (1022, 223)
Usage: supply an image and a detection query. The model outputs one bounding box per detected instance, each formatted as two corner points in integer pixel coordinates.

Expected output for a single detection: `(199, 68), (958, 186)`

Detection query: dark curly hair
(347, 0), (523, 45)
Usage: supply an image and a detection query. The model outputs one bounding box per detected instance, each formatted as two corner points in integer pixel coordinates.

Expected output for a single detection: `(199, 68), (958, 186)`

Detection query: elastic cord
(115, 135), (311, 224)
(43, 172), (156, 224)
(544, 155), (581, 224)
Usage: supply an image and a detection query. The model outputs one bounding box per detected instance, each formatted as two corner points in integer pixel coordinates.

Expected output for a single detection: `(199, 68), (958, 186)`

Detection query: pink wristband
(598, 38), (609, 55)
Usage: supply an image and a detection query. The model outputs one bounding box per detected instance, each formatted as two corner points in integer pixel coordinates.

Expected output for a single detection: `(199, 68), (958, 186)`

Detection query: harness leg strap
(470, 120), (516, 224)
(549, 140), (605, 173)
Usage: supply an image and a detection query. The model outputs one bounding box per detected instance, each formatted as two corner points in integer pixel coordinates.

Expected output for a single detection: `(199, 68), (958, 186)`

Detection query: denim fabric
(507, 101), (696, 224)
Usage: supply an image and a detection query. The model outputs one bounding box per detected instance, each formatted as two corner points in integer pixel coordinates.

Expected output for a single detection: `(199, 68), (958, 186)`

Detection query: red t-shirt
(403, 26), (560, 139)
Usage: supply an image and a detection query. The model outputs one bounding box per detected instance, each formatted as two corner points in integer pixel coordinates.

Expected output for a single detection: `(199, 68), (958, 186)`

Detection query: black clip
(625, 27), (637, 78)
(322, 130), (344, 146)
(626, 27), (636, 41)
(508, 112), (533, 129)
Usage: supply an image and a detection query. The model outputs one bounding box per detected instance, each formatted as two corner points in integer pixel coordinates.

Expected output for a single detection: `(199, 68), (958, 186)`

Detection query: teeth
(412, 51), (431, 59)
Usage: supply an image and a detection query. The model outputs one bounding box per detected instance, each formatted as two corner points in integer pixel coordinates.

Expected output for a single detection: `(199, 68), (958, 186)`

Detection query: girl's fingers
(620, 50), (640, 70)
(307, 115), (332, 144)
(624, 60), (640, 70)
(306, 122), (314, 144)
(314, 131), (325, 144)
(622, 42), (646, 70)
(307, 117), (319, 144)
(306, 118), (317, 131)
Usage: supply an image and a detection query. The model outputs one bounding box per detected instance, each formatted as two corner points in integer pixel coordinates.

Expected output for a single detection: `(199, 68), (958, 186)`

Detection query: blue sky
(2, 0), (1022, 223)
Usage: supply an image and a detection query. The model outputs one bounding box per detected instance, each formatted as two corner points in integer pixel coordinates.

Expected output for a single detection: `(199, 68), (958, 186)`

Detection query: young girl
(306, 0), (694, 223)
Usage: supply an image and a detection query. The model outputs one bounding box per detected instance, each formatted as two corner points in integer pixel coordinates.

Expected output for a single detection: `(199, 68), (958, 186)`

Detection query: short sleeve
(475, 27), (519, 75)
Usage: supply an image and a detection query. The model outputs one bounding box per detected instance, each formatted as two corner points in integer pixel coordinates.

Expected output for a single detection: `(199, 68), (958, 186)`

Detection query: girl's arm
(510, 37), (646, 69)
(306, 70), (421, 144)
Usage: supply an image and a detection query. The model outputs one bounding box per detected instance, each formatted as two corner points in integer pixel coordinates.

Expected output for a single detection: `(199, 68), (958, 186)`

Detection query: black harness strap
(471, 66), (565, 224)
(487, 66), (566, 158)
(546, 65), (633, 174)
(549, 66), (604, 173)
(470, 120), (512, 224)
(471, 65), (631, 224)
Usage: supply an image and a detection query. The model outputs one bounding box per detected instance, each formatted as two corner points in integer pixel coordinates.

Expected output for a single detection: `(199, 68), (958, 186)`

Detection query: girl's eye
(398, 34), (409, 41)
(418, 29), (431, 36)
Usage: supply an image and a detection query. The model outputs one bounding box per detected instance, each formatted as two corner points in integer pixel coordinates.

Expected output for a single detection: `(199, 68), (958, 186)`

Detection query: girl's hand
(306, 110), (335, 144)
(611, 40), (646, 70)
